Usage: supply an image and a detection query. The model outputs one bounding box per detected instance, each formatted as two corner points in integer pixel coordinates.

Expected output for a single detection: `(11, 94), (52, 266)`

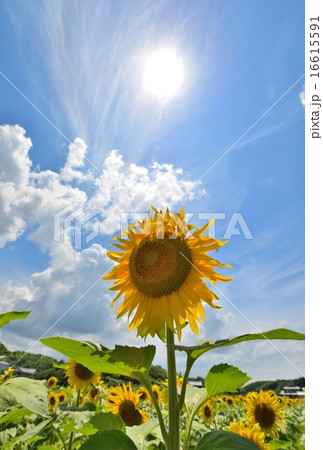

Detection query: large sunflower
(106, 383), (148, 427)
(229, 422), (271, 450)
(66, 359), (101, 390)
(246, 390), (285, 439)
(104, 206), (232, 339)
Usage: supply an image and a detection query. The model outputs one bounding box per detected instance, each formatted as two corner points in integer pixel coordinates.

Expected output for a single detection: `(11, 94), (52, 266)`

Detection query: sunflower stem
(177, 357), (194, 413)
(166, 327), (180, 450)
(144, 381), (169, 445)
(68, 389), (80, 450)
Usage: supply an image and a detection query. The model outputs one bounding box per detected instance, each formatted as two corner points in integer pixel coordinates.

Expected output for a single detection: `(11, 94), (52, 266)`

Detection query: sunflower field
(0, 208), (305, 449)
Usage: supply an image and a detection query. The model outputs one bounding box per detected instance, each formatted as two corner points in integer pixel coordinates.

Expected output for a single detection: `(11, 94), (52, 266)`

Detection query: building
(0, 360), (36, 377)
(279, 386), (305, 398)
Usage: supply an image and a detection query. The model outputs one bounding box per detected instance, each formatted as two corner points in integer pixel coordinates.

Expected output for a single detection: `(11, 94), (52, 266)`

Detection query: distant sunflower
(226, 396), (235, 406)
(88, 388), (100, 404)
(106, 383), (148, 427)
(104, 206), (232, 339)
(58, 391), (68, 403)
(48, 392), (59, 410)
(246, 390), (285, 439)
(47, 376), (58, 388)
(200, 400), (214, 425)
(229, 421), (271, 450)
(0, 366), (14, 385)
(66, 359), (101, 390)
(151, 385), (161, 403)
(137, 387), (149, 402)
(163, 375), (184, 388)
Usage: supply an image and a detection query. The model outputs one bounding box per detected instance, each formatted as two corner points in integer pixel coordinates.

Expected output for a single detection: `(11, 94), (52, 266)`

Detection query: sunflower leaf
(171, 328), (305, 363)
(79, 430), (137, 449)
(89, 412), (125, 433)
(0, 310), (30, 328)
(40, 337), (156, 384)
(0, 378), (49, 416)
(196, 430), (259, 449)
(205, 364), (251, 397)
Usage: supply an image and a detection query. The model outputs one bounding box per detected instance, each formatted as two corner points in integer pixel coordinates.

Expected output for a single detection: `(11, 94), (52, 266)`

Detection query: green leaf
(270, 439), (293, 448)
(0, 377), (49, 416)
(0, 407), (32, 425)
(1, 418), (52, 449)
(89, 412), (126, 433)
(184, 384), (207, 414)
(126, 418), (160, 448)
(171, 328), (305, 363)
(40, 337), (155, 384)
(205, 364), (251, 397)
(53, 362), (68, 370)
(0, 310), (30, 328)
(79, 430), (137, 449)
(196, 430), (260, 449)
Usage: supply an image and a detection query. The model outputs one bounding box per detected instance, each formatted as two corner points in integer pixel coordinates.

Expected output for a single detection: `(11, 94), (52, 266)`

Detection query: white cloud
(60, 138), (91, 181)
(299, 89), (305, 106)
(0, 124), (202, 249)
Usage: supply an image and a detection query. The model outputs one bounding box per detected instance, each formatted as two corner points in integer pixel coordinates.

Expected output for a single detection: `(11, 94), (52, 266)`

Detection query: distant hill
(240, 377), (305, 394)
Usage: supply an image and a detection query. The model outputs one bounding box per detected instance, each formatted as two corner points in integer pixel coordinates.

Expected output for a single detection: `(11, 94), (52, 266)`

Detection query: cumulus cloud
(0, 124), (203, 249)
(60, 138), (91, 181)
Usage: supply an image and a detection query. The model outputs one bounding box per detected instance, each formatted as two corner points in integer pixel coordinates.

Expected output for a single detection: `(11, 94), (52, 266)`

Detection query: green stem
(166, 327), (180, 450)
(144, 381), (169, 446)
(177, 358), (194, 413)
(68, 389), (80, 450)
(182, 397), (206, 450)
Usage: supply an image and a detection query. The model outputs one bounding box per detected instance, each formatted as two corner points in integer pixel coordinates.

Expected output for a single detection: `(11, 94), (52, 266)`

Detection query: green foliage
(196, 430), (259, 449)
(149, 365), (167, 380)
(40, 337), (156, 385)
(240, 377), (305, 394)
(79, 430), (137, 449)
(0, 311), (30, 329)
(205, 364), (251, 397)
(0, 377), (49, 416)
(171, 328), (305, 364)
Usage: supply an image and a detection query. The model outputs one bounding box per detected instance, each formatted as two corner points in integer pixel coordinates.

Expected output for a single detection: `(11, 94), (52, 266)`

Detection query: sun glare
(144, 49), (184, 101)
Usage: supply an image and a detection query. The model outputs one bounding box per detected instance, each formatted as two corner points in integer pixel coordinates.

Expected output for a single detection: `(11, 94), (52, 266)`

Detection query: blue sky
(0, 0), (304, 382)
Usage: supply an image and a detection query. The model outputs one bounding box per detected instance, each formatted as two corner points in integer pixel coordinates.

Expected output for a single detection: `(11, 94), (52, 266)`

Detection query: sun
(144, 49), (184, 100)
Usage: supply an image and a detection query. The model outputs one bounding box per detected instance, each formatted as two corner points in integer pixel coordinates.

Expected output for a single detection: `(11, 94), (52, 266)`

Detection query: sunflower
(226, 396), (235, 406)
(48, 392), (59, 410)
(151, 384), (161, 403)
(106, 383), (148, 427)
(137, 387), (149, 402)
(163, 375), (184, 388)
(229, 422), (271, 450)
(104, 206), (232, 339)
(0, 366), (14, 385)
(200, 400), (214, 425)
(47, 376), (58, 388)
(246, 390), (285, 439)
(66, 359), (101, 390)
(88, 387), (100, 404)
(58, 391), (68, 403)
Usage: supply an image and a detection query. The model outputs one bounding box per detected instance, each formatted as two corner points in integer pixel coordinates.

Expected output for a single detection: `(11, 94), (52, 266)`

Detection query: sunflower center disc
(204, 406), (211, 418)
(50, 396), (56, 406)
(74, 363), (94, 380)
(255, 403), (276, 428)
(129, 233), (192, 297)
(119, 400), (143, 426)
